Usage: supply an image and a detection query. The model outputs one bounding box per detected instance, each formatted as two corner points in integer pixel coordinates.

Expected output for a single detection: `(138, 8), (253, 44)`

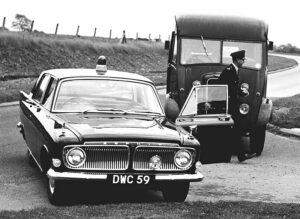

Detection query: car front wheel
(47, 178), (65, 205)
(162, 182), (190, 202)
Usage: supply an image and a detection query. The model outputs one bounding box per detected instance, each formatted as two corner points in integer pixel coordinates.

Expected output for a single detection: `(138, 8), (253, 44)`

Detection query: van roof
(176, 14), (268, 41)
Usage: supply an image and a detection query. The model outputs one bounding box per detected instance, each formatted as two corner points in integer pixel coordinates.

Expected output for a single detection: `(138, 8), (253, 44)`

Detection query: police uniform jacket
(219, 64), (239, 114)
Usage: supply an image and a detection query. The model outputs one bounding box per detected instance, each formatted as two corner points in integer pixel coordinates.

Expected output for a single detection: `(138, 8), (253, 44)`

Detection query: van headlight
(239, 103), (250, 115)
(174, 149), (193, 169)
(66, 147), (86, 167)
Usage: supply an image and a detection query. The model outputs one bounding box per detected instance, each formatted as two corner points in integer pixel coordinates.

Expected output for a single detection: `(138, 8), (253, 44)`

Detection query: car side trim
(47, 168), (204, 182)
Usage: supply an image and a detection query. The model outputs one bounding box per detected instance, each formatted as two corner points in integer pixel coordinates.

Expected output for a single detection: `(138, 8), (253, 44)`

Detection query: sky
(1, 0), (300, 47)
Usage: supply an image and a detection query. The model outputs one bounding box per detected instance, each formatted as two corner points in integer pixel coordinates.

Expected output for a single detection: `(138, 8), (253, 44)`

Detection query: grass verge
(0, 201), (299, 219)
(270, 94), (300, 129)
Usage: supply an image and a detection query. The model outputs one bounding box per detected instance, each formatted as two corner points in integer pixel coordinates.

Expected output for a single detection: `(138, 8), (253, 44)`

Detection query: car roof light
(96, 55), (107, 74)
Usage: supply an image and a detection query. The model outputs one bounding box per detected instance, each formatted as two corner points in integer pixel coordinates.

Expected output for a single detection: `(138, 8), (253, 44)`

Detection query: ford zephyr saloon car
(17, 58), (203, 204)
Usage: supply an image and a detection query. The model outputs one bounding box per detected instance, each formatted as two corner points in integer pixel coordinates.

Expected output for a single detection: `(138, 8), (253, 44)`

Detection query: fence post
(109, 29), (112, 40)
(30, 20), (34, 32)
(55, 24), (59, 35)
(93, 28), (97, 37)
(76, 25), (80, 36)
(2, 17), (6, 28)
(149, 34), (151, 41)
(136, 32), (138, 40)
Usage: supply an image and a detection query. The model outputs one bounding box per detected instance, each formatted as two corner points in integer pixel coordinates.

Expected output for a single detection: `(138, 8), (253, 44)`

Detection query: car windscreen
(180, 85), (228, 116)
(53, 79), (163, 114)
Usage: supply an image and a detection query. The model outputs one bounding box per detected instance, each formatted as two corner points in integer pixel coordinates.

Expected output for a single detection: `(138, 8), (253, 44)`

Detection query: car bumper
(47, 168), (204, 182)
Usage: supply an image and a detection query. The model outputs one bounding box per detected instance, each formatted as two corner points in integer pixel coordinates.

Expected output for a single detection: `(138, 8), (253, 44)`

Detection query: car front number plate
(109, 174), (153, 185)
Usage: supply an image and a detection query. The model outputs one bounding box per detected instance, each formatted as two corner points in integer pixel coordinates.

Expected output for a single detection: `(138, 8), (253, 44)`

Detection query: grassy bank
(0, 31), (298, 104)
(271, 94), (300, 129)
(1, 201), (299, 218)
(0, 31), (168, 102)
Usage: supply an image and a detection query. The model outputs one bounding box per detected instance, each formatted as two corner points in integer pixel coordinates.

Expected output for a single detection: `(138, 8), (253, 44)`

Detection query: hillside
(0, 31), (168, 82)
(0, 31), (297, 103)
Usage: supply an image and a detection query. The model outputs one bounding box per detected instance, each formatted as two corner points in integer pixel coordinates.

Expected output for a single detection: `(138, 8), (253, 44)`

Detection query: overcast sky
(1, 0), (300, 47)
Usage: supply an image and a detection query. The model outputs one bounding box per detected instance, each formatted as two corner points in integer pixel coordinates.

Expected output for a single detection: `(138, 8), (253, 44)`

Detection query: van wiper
(201, 35), (209, 57)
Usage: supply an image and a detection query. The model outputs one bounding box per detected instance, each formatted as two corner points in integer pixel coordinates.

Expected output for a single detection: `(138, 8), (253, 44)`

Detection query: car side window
(32, 75), (50, 103)
(42, 77), (57, 110)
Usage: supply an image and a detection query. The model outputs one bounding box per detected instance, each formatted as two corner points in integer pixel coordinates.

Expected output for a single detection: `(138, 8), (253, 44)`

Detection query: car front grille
(64, 145), (129, 170)
(63, 142), (196, 171)
(133, 146), (186, 171)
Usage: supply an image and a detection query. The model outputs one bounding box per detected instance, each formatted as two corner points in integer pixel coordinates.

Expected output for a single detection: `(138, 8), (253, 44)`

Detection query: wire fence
(1, 16), (168, 43)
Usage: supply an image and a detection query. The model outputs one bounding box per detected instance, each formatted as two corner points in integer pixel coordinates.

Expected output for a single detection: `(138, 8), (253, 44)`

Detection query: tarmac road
(267, 54), (300, 97)
(0, 105), (299, 211)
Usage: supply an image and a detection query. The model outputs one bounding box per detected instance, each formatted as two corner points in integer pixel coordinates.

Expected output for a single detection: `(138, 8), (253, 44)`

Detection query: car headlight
(66, 147), (86, 167)
(239, 103), (250, 115)
(174, 149), (193, 169)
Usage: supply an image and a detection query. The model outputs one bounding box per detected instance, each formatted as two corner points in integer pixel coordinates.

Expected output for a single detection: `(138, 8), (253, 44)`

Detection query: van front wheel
(250, 125), (266, 156)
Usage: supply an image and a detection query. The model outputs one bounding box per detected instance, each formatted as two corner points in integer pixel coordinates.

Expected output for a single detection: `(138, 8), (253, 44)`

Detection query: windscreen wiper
(82, 108), (128, 114)
(201, 35), (209, 57)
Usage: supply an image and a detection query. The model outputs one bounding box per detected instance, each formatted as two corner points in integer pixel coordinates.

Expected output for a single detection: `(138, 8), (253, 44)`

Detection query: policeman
(219, 50), (256, 162)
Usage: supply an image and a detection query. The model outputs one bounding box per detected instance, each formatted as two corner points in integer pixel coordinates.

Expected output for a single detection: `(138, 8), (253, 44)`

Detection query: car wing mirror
(164, 40), (170, 50)
(268, 41), (274, 50)
(164, 93), (180, 122)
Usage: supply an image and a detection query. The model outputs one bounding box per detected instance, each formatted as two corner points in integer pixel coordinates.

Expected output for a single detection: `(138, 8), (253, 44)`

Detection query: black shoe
(238, 153), (257, 162)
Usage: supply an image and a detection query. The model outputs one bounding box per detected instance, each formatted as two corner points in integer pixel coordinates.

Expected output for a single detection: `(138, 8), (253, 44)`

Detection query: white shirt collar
(231, 63), (238, 72)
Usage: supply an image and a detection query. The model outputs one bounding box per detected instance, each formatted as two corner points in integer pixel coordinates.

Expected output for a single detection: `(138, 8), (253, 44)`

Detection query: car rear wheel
(47, 178), (65, 205)
(162, 182), (190, 202)
(250, 125), (266, 156)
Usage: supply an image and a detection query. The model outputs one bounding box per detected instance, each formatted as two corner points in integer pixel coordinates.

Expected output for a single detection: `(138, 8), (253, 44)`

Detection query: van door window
(172, 34), (177, 64)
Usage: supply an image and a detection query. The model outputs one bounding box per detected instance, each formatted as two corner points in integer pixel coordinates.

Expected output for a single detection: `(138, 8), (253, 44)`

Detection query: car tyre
(27, 150), (36, 167)
(162, 182), (189, 202)
(250, 125), (266, 156)
(47, 178), (65, 205)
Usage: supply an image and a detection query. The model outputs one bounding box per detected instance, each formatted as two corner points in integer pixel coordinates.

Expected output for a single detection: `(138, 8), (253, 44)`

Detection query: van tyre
(162, 182), (189, 202)
(251, 125), (266, 156)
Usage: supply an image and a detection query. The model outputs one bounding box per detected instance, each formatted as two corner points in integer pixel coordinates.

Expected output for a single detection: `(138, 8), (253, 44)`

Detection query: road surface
(267, 54), (300, 97)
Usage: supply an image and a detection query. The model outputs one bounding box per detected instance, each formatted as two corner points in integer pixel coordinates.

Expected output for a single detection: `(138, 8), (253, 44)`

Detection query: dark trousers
(229, 101), (245, 157)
